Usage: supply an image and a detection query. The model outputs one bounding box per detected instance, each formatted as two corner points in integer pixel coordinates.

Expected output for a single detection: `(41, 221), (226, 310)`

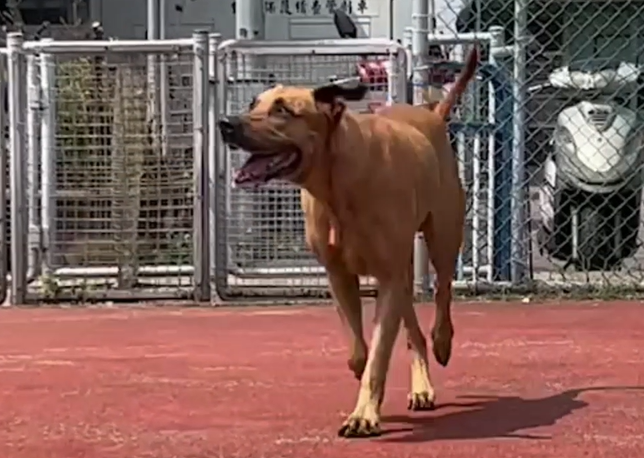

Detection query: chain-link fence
(6, 4), (644, 304)
(424, 0), (644, 294)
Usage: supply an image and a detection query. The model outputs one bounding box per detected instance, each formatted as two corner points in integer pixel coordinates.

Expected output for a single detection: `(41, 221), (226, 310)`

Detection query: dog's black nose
(218, 116), (242, 142)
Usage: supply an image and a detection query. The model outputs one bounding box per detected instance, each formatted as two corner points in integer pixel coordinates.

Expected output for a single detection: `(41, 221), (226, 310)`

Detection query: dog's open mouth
(234, 150), (302, 186)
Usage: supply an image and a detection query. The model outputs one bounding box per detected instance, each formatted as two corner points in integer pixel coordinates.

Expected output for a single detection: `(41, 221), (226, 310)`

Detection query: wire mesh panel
(5, 34), (210, 303)
(50, 54), (193, 271)
(434, 0), (644, 294)
(213, 39), (406, 300)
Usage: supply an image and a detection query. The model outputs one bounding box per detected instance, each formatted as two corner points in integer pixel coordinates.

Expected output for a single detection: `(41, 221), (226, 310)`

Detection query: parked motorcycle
(535, 60), (644, 270)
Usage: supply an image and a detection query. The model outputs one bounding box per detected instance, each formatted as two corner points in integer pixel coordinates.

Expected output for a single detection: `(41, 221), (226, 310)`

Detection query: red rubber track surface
(0, 301), (643, 458)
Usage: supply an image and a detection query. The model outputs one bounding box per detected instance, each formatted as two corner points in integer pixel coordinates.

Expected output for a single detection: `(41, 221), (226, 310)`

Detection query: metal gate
(211, 37), (515, 301)
(211, 39), (408, 300)
(6, 32), (211, 304)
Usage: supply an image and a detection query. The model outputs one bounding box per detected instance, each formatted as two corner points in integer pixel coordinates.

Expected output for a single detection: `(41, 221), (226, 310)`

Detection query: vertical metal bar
(208, 33), (221, 297)
(456, 126), (466, 281)
(412, 0), (431, 297)
(40, 43), (56, 276)
(146, 0), (158, 46)
(394, 47), (408, 106)
(26, 54), (41, 281)
(0, 53), (7, 303)
(403, 27), (413, 80)
(471, 132), (481, 284)
(236, 0), (263, 77)
(512, 0), (528, 283)
(192, 30), (210, 302)
(147, 0), (160, 154)
(159, 0), (169, 157)
(217, 40), (231, 295)
(8, 32), (27, 304)
(487, 26), (504, 283)
(428, 0), (435, 33)
(388, 46), (407, 106)
(472, 0), (482, 117)
(236, 0), (262, 39)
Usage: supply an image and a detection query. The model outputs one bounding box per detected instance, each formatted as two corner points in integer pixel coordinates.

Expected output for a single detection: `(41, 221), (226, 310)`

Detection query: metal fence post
(147, 0), (160, 157)
(412, 0), (431, 298)
(159, 0), (169, 158)
(0, 52), (8, 303)
(26, 53), (42, 282)
(512, 0), (528, 284)
(487, 26), (505, 284)
(192, 30), (210, 302)
(402, 27), (413, 81)
(208, 33), (221, 300)
(39, 41), (56, 276)
(8, 32), (27, 304)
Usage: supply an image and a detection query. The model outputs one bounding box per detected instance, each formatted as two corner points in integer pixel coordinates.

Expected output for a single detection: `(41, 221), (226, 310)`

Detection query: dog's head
(218, 82), (368, 187)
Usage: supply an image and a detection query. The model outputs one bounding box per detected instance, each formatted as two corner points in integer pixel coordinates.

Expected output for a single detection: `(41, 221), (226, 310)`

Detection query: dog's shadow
(379, 386), (644, 443)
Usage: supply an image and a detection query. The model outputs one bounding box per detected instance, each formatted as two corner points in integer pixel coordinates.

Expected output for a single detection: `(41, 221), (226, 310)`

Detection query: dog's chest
(324, 209), (403, 277)
(303, 189), (415, 278)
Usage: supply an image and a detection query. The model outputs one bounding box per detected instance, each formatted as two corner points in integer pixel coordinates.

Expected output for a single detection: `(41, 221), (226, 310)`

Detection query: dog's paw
(407, 391), (436, 411)
(432, 342), (452, 367)
(431, 326), (453, 367)
(338, 416), (382, 438)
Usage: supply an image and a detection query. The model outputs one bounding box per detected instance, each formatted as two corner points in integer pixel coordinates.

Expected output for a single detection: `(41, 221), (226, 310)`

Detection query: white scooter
(536, 60), (644, 270)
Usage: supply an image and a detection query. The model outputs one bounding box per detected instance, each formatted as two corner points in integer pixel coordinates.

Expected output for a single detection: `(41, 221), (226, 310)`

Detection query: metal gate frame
(210, 39), (408, 301)
(6, 31), (211, 304)
(0, 51), (7, 305)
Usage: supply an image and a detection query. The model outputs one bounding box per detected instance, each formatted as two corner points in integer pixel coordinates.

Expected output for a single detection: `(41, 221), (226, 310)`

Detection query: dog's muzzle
(218, 116), (243, 148)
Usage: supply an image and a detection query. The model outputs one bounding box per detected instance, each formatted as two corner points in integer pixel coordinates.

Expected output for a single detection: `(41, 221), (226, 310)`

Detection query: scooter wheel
(575, 206), (619, 271)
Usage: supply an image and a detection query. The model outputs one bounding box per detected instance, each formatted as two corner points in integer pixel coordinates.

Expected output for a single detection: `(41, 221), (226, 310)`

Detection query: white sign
(263, 0), (369, 15)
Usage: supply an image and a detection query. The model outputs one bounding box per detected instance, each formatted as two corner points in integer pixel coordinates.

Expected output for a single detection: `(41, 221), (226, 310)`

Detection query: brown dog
(218, 48), (478, 438)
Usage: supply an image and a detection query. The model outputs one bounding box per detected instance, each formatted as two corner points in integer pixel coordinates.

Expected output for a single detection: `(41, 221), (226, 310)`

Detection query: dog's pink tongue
(234, 155), (273, 184)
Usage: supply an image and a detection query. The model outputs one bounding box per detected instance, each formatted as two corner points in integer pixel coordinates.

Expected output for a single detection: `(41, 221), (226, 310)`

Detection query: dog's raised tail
(434, 47), (479, 120)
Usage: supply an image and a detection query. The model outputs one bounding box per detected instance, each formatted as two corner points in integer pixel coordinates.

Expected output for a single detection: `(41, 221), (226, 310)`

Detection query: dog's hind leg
(327, 263), (368, 380)
(421, 210), (462, 367)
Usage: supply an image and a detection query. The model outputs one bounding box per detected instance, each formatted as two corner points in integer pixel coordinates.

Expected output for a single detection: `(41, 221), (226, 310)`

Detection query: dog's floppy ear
(312, 82), (369, 105)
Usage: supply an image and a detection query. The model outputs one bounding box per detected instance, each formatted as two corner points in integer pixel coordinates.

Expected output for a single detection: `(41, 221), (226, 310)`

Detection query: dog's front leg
(327, 264), (367, 380)
(338, 278), (403, 438)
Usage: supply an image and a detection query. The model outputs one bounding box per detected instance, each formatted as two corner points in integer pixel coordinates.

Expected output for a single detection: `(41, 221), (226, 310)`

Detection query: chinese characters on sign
(233, 0), (368, 16)
(263, 0), (367, 14)
(280, 0), (293, 14)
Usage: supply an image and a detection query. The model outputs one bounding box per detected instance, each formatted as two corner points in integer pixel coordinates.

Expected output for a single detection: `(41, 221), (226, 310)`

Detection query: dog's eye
(271, 99), (295, 117)
(274, 104), (290, 115)
(248, 97), (258, 110)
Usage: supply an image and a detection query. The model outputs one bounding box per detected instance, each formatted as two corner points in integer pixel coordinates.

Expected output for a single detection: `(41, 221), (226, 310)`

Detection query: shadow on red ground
(0, 301), (643, 458)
